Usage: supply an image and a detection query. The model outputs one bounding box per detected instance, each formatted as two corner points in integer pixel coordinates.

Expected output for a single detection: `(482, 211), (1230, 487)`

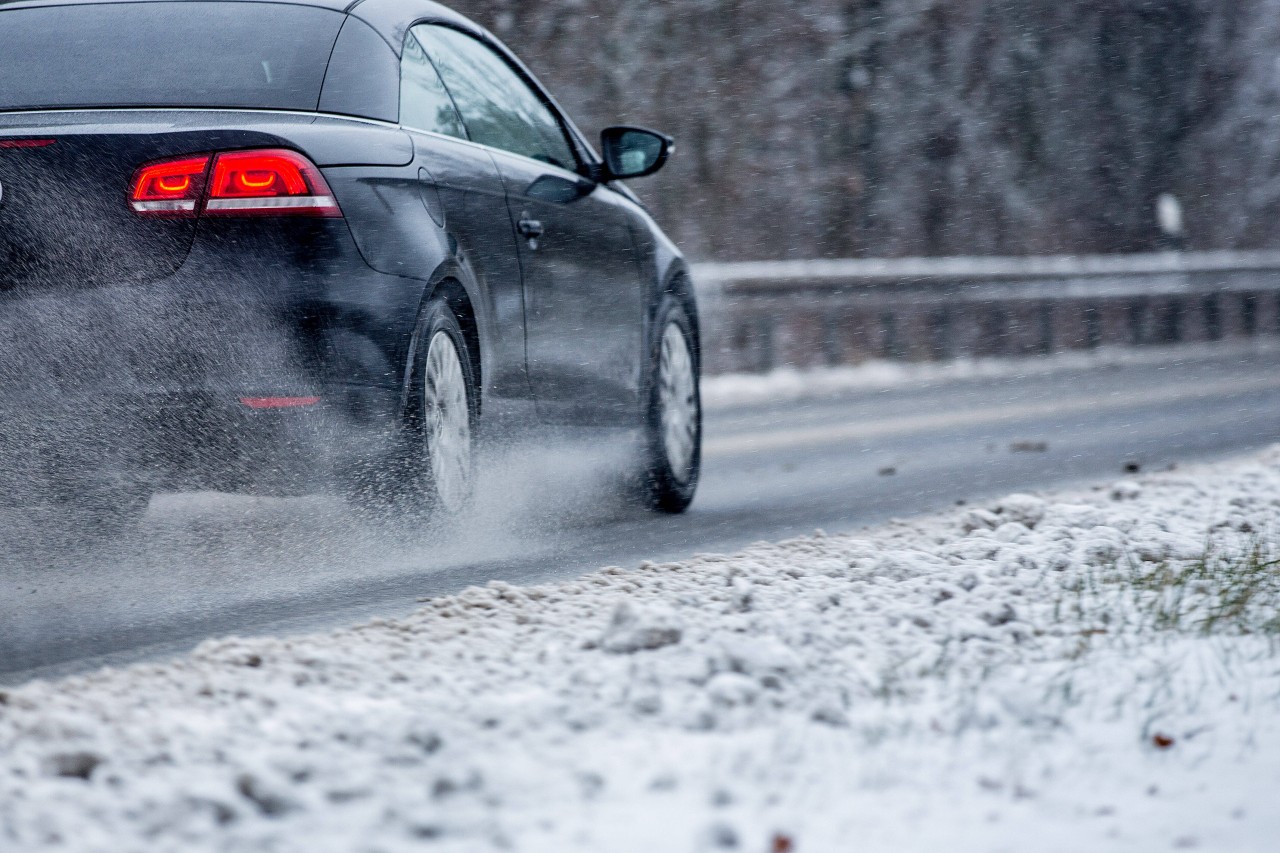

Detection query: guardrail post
(1201, 294), (1223, 341)
(1157, 297), (1184, 344)
(926, 306), (953, 360)
(1240, 292), (1260, 337)
(1036, 301), (1054, 355)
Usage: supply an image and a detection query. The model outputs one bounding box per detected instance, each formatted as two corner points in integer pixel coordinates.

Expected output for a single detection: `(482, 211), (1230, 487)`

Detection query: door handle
(517, 218), (544, 239)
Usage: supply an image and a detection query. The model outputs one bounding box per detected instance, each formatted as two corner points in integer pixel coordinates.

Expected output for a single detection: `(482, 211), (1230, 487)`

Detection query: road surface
(5, 343), (1280, 682)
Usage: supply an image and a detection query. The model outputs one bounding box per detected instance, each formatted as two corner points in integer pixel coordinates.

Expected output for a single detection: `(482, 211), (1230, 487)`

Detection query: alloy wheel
(422, 330), (472, 512)
(658, 321), (698, 485)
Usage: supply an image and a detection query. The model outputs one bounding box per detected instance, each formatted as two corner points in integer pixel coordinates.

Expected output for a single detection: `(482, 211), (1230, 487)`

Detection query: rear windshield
(0, 2), (344, 112)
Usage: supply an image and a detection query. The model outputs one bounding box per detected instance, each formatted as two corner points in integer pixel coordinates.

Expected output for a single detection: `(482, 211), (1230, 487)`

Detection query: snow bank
(701, 338), (1280, 408)
(7, 450), (1280, 851)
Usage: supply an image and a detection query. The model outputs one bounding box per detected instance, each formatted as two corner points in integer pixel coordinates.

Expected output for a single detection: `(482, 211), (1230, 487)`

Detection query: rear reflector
(206, 149), (340, 217)
(239, 396), (322, 409)
(128, 148), (340, 218)
(0, 138), (56, 148)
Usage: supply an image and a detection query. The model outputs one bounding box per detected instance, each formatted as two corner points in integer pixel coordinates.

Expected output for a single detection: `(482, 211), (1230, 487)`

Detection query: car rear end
(0, 1), (411, 506)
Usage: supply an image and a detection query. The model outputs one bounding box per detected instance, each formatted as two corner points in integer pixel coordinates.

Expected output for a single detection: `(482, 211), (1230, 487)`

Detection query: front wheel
(636, 295), (701, 513)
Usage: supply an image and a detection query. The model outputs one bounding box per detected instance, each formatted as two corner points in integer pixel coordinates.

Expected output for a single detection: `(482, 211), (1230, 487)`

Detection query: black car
(0, 0), (701, 533)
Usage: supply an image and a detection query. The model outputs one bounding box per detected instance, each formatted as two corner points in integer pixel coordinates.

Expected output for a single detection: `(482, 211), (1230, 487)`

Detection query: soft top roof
(0, 1), (348, 112)
(0, 0), (354, 10)
(0, 0), (496, 56)
(0, 0), (476, 21)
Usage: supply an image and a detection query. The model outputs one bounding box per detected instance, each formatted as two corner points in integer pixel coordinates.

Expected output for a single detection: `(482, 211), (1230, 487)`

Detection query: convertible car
(0, 0), (701, 533)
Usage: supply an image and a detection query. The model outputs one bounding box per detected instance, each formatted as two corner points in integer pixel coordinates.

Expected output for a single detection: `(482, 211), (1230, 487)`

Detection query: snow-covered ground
(701, 338), (1280, 408)
(5, 449), (1280, 852)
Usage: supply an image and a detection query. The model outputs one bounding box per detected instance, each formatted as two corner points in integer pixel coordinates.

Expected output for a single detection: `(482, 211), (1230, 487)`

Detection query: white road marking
(705, 374), (1280, 458)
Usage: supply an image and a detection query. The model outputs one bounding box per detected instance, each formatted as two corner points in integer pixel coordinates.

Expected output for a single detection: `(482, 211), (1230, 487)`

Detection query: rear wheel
(419, 313), (475, 514)
(21, 479), (151, 548)
(62, 485), (151, 542)
(342, 297), (478, 519)
(636, 295), (701, 513)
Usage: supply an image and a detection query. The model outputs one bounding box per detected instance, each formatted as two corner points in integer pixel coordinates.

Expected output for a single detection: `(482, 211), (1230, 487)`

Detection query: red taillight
(206, 149), (341, 217)
(0, 138), (56, 149)
(128, 148), (341, 218)
(129, 155), (210, 217)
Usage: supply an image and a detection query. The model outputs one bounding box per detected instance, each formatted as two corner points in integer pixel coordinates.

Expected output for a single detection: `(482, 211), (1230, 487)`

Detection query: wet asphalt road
(5, 343), (1280, 683)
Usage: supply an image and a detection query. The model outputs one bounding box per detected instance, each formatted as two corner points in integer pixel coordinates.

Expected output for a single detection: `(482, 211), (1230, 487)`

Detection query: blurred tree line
(452, 0), (1270, 261)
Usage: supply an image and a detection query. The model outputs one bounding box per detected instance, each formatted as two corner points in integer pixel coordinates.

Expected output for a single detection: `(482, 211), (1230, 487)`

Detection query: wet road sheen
(5, 346), (1280, 682)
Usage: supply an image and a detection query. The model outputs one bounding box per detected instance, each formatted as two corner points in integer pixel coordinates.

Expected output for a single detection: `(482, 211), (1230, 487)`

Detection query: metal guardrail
(692, 251), (1280, 374)
(694, 250), (1280, 287)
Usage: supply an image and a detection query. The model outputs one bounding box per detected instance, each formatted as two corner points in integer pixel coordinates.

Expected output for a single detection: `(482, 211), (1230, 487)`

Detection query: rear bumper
(116, 394), (374, 495)
(0, 218), (426, 495)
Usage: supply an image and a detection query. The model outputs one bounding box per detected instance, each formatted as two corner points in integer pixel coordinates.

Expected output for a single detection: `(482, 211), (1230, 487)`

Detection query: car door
(398, 24), (529, 401)
(415, 23), (647, 426)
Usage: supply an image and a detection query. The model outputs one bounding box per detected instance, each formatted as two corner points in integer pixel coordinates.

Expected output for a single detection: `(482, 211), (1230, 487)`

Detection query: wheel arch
(656, 262), (701, 373)
(401, 263), (485, 421)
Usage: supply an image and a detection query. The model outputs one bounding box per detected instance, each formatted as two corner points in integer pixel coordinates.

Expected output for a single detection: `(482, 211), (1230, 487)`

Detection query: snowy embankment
(6, 453), (1280, 851)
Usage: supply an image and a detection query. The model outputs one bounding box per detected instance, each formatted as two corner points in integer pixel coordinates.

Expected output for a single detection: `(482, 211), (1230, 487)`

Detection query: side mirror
(599, 126), (673, 181)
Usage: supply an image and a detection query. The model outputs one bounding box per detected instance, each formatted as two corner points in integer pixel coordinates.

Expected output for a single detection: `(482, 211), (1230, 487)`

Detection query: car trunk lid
(0, 131), (209, 289)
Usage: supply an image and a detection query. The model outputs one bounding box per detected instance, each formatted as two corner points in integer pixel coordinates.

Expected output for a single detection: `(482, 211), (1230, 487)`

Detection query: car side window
(400, 27), (467, 139)
(412, 24), (577, 171)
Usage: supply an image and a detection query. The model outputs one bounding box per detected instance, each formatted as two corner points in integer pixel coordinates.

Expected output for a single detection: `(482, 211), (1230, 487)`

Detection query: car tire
(636, 294), (701, 513)
(68, 485), (151, 541)
(344, 296), (479, 519)
(22, 480), (151, 548)
(396, 296), (479, 518)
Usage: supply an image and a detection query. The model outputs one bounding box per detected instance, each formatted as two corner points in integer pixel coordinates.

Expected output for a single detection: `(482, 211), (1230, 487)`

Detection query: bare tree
(452, 0), (1270, 260)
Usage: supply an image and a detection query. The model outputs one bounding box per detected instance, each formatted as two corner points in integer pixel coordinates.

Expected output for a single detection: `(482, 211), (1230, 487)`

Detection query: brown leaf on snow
(1152, 733), (1176, 749)
(771, 833), (795, 853)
